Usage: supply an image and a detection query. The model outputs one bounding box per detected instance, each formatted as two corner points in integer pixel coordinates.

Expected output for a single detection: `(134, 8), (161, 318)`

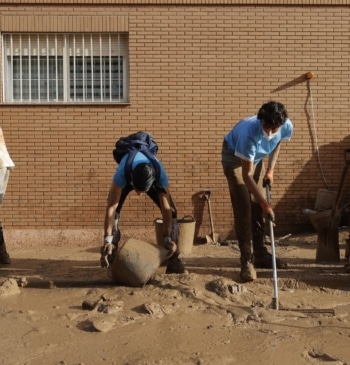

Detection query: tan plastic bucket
(112, 238), (170, 287)
(154, 218), (165, 246)
(154, 215), (196, 254)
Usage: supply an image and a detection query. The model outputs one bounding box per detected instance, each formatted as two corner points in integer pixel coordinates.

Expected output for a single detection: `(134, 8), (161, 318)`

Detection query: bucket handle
(179, 215), (195, 223)
(155, 216), (195, 224)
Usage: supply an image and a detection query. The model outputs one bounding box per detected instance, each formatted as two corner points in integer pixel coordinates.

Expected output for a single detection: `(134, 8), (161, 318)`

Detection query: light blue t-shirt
(224, 115), (293, 165)
(113, 152), (169, 189)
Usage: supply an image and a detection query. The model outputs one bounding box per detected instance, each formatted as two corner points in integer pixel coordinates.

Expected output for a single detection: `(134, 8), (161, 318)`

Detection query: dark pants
(115, 182), (177, 219)
(222, 140), (266, 258)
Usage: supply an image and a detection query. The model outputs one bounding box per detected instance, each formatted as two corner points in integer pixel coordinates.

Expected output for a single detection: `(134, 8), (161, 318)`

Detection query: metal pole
(266, 185), (279, 310)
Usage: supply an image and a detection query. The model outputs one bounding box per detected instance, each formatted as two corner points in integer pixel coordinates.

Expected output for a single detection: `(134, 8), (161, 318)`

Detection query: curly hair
(257, 101), (288, 128)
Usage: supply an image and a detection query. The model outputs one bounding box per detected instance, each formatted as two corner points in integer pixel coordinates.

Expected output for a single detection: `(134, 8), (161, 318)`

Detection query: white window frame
(2, 33), (129, 104)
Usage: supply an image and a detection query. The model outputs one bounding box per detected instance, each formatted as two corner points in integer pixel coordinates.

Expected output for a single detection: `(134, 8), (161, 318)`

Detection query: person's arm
(158, 188), (177, 254)
(241, 159), (275, 221)
(103, 182), (122, 241)
(241, 159), (265, 204)
(267, 141), (281, 170)
(159, 188), (173, 238)
(264, 142), (281, 186)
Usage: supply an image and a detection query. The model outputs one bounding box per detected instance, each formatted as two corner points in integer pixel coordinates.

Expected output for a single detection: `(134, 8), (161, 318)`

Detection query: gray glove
(100, 230), (120, 268)
(171, 218), (179, 243)
(100, 237), (116, 268)
(100, 213), (121, 268)
(162, 236), (177, 258)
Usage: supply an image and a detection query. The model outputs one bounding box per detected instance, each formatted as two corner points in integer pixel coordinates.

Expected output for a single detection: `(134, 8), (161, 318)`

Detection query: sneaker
(166, 256), (185, 274)
(254, 247), (287, 269)
(240, 260), (257, 282)
(0, 248), (10, 264)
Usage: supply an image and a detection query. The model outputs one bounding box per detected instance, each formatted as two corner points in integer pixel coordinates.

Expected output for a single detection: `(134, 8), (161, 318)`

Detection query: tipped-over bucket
(154, 215), (196, 254)
(308, 209), (341, 231)
(112, 238), (171, 287)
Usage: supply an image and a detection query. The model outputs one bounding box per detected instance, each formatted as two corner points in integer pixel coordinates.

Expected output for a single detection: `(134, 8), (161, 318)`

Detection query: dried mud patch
(1, 231), (350, 364)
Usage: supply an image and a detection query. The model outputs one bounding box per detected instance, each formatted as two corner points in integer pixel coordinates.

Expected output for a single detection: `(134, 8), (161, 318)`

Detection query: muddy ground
(1, 229), (350, 365)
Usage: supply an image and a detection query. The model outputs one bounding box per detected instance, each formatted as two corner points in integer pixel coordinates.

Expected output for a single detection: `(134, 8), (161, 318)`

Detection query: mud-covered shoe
(0, 249), (10, 264)
(166, 256), (185, 274)
(240, 260), (256, 282)
(254, 247), (287, 269)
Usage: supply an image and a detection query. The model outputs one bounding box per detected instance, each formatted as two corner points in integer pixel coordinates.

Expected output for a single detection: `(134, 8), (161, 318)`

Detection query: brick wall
(1, 2), (350, 245)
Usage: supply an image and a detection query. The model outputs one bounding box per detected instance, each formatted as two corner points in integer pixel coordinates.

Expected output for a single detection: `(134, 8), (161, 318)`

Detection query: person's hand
(260, 200), (275, 222)
(263, 168), (274, 188)
(100, 236), (116, 268)
(266, 208), (275, 223)
(162, 236), (177, 257)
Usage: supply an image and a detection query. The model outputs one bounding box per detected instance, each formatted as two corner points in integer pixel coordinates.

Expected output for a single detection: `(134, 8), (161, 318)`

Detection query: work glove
(162, 236), (177, 258)
(100, 229), (121, 268)
(263, 168), (274, 188)
(100, 213), (121, 268)
(260, 200), (275, 223)
(266, 208), (275, 223)
(171, 218), (179, 243)
(100, 240), (116, 268)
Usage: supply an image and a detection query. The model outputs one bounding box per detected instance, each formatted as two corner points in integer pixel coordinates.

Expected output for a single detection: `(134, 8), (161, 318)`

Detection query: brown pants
(222, 140), (266, 258)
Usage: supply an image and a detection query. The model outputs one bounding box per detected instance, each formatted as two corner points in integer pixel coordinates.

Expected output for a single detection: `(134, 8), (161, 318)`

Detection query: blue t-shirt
(113, 152), (169, 189)
(224, 115), (293, 165)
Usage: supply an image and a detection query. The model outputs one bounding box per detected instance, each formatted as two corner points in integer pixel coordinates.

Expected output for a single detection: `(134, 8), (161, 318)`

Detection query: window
(3, 33), (129, 103)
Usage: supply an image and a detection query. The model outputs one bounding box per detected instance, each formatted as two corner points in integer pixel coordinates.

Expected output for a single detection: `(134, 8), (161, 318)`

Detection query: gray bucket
(111, 238), (171, 287)
(154, 215), (196, 254)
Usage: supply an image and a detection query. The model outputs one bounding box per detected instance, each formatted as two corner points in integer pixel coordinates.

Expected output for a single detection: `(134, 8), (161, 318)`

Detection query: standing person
(221, 101), (293, 282)
(101, 132), (185, 274)
(0, 127), (15, 265)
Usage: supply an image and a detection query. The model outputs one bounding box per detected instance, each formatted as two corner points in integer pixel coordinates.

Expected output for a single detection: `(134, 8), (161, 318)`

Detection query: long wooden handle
(207, 197), (215, 235)
(328, 149), (350, 227)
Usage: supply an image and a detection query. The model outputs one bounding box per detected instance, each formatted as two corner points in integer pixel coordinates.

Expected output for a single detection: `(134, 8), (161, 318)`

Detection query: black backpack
(113, 131), (161, 183)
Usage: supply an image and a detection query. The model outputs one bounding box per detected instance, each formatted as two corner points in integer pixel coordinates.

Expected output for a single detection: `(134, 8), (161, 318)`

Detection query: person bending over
(102, 142), (184, 274)
(222, 101), (293, 282)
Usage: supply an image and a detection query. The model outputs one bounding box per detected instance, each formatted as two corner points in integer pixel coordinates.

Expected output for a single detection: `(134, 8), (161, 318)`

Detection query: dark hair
(257, 101), (288, 128)
(131, 163), (155, 192)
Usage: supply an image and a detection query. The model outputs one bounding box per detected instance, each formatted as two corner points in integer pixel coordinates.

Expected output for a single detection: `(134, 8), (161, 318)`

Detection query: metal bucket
(154, 215), (196, 254)
(111, 238), (170, 287)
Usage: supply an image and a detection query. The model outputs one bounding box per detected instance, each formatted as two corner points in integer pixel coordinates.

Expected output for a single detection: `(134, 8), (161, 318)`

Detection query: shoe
(240, 260), (257, 282)
(254, 247), (287, 269)
(0, 249), (10, 264)
(166, 256), (185, 274)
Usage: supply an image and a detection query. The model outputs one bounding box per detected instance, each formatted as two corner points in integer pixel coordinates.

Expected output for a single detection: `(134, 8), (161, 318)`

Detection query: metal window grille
(3, 33), (129, 103)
